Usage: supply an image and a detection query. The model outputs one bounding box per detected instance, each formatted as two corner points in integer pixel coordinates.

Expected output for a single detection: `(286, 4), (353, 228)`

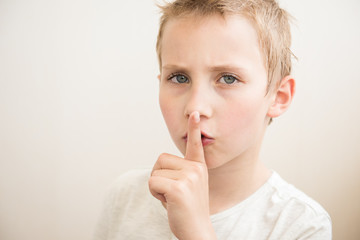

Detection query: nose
(184, 83), (213, 119)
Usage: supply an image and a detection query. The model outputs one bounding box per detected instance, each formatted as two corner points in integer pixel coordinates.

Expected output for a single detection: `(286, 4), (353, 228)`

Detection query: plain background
(0, 0), (359, 239)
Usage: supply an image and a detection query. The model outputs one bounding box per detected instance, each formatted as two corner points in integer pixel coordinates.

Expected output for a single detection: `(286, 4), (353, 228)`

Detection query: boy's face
(158, 14), (275, 169)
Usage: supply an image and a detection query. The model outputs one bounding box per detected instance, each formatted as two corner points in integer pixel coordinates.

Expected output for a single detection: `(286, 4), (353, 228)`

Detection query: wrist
(183, 222), (217, 240)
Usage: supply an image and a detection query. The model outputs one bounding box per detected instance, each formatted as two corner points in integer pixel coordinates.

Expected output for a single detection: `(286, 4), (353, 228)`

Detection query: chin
(203, 153), (225, 169)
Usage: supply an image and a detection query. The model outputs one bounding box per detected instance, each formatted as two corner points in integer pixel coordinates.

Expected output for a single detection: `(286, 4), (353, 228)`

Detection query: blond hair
(156, 0), (295, 92)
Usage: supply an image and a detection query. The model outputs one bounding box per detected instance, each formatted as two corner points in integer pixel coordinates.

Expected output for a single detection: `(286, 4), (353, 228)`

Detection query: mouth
(183, 131), (215, 146)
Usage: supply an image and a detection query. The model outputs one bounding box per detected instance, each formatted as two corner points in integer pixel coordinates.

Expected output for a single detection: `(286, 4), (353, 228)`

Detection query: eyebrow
(162, 64), (186, 70)
(208, 64), (248, 74)
(162, 64), (248, 74)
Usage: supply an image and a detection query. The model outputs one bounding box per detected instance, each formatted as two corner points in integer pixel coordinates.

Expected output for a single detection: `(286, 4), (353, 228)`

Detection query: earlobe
(267, 75), (296, 118)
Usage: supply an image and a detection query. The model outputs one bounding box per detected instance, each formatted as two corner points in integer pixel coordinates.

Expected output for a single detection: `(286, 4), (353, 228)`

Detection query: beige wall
(0, 0), (359, 239)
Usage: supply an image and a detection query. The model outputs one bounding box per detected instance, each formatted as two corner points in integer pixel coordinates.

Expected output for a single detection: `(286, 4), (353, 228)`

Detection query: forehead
(160, 14), (264, 73)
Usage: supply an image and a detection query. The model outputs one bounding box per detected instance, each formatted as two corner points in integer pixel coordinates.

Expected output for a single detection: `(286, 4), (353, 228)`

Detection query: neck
(207, 154), (271, 215)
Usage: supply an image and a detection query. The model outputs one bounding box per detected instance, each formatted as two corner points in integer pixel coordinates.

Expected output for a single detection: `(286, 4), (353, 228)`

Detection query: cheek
(220, 96), (267, 139)
(159, 92), (181, 131)
(159, 92), (187, 154)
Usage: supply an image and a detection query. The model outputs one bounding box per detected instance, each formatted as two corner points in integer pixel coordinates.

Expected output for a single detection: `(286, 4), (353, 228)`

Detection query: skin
(149, 14), (295, 240)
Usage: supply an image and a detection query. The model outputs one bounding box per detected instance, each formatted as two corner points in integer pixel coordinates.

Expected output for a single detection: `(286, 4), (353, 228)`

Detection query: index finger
(185, 111), (205, 162)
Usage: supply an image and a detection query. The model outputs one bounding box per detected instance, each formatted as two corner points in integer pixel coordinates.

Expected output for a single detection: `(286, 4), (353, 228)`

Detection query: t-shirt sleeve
(292, 212), (332, 240)
(93, 169), (152, 240)
(271, 212), (332, 240)
(273, 200), (332, 240)
(93, 171), (135, 240)
(93, 179), (121, 240)
(267, 173), (332, 240)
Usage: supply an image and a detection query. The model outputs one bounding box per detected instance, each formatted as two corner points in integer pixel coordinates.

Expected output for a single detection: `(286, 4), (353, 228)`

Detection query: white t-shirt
(94, 169), (331, 240)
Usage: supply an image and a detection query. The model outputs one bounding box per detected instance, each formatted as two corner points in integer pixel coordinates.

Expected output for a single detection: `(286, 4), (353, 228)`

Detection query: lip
(182, 131), (215, 147)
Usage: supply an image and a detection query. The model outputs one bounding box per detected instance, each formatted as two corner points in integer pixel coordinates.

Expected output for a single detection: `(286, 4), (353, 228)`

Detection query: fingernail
(193, 111), (200, 123)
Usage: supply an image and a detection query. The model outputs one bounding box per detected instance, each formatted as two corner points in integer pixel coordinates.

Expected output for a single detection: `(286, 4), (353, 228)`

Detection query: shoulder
(108, 169), (152, 204)
(94, 169), (166, 239)
(268, 171), (330, 218)
(112, 169), (151, 191)
(266, 171), (332, 239)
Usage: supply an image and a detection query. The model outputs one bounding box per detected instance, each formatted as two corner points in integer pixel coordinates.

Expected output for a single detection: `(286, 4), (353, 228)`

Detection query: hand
(149, 111), (216, 240)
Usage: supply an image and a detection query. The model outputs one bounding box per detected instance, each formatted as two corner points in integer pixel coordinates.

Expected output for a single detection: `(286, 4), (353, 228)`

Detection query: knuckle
(148, 177), (155, 190)
(182, 164), (202, 184)
(172, 180), (187, 195)
(189, 162), (205, 174)
(158, 152), (167, 161)
(190, 163), (207, 182)
(185, 173), (197, 186)
(151, 169), (159, 177)
(188, 164), (201, 176)
(157, 153), (169, 164)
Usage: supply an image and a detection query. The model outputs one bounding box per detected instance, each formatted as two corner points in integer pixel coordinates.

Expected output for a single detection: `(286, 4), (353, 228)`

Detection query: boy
(95, 0), (332, 239)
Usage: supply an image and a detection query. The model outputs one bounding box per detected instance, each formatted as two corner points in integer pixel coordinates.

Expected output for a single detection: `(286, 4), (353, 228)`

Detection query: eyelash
(218, 74), (240, 85)
(167, 73), (241, 85)
(167, 73), (190, 84)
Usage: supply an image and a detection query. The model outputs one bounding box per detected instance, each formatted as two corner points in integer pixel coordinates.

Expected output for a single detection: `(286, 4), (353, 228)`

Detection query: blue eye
(168, 74), (189, 84)
(219, 75), (238, 84)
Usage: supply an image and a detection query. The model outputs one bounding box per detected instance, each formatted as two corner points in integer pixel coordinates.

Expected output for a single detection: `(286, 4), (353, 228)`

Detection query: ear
(157, 74), (161, 82)
(267, 75), (296, 118)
